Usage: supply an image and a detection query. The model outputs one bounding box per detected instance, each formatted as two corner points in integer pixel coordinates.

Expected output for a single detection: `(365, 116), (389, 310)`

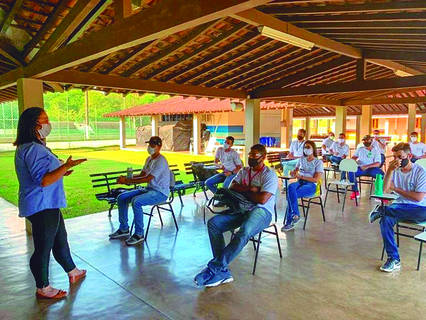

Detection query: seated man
(372, 129), (387, 167)
(109, 136), (170, 246)
(329, 133), (350, 165)
(282, 128), (306, 172)
(321, 132), (335, 162)
(347, 135), (384, 199)
(369, 143), (426, 272)
(205, 136), (242, 201)
(409, 131), (426, 163)
(194, 144), (278, 287)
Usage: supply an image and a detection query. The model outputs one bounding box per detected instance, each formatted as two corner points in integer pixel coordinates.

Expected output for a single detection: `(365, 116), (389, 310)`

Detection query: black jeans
(26, 209), (76, 288)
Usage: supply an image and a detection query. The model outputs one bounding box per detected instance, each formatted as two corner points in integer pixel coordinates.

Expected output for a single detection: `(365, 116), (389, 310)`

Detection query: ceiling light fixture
(258, 26), (314, 50)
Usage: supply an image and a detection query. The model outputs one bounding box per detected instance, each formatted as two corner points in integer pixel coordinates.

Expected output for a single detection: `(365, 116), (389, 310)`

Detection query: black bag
(209, 188), (256, 215)
(191, 163), (218, 181)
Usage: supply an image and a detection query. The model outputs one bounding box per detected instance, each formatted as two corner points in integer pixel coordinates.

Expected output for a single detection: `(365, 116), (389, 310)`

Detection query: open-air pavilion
(1, 0), (426, 319)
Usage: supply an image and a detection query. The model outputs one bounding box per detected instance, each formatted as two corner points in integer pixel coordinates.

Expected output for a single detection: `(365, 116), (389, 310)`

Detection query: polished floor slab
(0, 189), (425, 320)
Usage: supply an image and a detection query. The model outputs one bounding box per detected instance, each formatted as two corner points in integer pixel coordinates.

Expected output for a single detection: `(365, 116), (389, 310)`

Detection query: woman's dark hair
(304, 140), (318, 157)
(13, 107), (44, 146)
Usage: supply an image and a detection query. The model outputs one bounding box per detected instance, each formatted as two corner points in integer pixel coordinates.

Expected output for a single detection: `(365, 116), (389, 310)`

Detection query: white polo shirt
(330, 142), (350, 158)
(289, 140), (306, 157)
(215, 146), (242, 172)
(392, 163), (426, 207)
(296, 157), (324, 178)
(143, 154), (170, 197)
(372, 137), (386, 155)
(354, 147), (381, 166)
(322, 137), (334, 153)
(410, 142), (426, 158)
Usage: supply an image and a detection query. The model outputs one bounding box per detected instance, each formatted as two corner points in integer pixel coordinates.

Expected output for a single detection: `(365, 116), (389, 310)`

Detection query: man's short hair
(411, 131), (418, 136)
(339, 133), (346, 137)
(225, 136), (235, 143)
(298, 128), (306, 135)
(373, 129), (380, 133)
(392, 142), (411, 154)
(251, 144), (267, 156)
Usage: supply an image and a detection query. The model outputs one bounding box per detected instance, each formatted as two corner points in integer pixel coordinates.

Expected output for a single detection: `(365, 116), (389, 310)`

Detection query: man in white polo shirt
(369, 143), (426, 272)
(409, 131), (426, 163)
(322, 132), (335, 161)
(372, 129), (387, 167)
(329, 133), (350, 165)
(194, 144), (278, 287)
(282, 128), (306, 172)
(205, 136), (242, 198)
(347, 135), (384, 199)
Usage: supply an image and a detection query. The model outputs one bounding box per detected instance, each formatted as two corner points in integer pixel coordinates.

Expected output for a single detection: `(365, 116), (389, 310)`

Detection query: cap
(146, 136), (162, 146)
(362, 134), (372, 141)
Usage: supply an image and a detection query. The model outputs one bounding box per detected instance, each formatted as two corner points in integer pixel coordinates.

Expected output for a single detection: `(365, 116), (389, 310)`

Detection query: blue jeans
(330, 156), (343, 164)
(205, 173), (235, 194)
(411, 158), (419, 163)
(285, 180), (316, 225)
(345, 167), (384, 192)
(379, 203), (426, 261)
(117, 188), (168, 236)
(380, 154), (385, 167)
(207, 207), (272, 272)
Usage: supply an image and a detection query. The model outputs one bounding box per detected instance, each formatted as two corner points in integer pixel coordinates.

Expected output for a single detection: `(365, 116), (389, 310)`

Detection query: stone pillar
(407, 104), (417, 137)
(360, 105), (372, 138)
(335, 106), (347, 135)
(17, 78), (44, 235)
(151, 115), (160, 136)
(119, 116), (126, 149)
(421, 114), (426, 143)
(280, 107), (293, 148)
(244, 98), (261, 162)
(193, 113), (201, 155)
(305, 116), (311, 139)
(355, 115), (361, 147)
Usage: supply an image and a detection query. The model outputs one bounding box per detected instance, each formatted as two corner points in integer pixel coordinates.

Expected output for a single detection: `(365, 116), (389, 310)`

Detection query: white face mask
(38, 123), (52, 139)
(304, 148), (313, 156)
(223, 143), (230, 149)
(329, 136), (335, 140)
(411, 136), (417, 142)
(147, 146), (156, 155)
(338, 138), (345, 144)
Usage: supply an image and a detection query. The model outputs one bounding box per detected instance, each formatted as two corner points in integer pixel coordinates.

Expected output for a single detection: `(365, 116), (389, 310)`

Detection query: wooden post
(360, 105), (372, 138)
(421, 114), (426, 143)
(312, 119), (318, 135)
(84, 90), (89, 140)
(245, 98), (260, 163)
(407, 104), (417, 137)
(335, 106), (347, 135)
(119, 116), (126, 149)
(151, 115), (160, 136)
(280, 107), (293, 148)
(17, 78), (44, 235)
(192, 113), (201, 155)
(305, 116), (311, 139)
(355, 115), (361, 147)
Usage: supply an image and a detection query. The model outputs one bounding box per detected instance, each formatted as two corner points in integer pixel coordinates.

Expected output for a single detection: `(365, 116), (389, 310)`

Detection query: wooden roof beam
(41, 70), (247, 99)
(0, 40), (25, 66)
(343, 96), (426, 106)
(0, 0), (24, 33)
(254, 74), (426, 99)
(233, 9), (423, 76)
(280, 12), (426, 23)
(364, 50), (426, 63)
(0, 0), (271, 89)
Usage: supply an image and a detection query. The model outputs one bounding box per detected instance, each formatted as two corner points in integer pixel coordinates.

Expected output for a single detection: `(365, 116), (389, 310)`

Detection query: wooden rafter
(280, 12), (426, 23)
(296, 21), (426, 30)
(0, 0), (24, 33)
(41, 70), (247, 99)
(254, 74), (426, 99)
(0, 40), (25, 66)
(364, 50), (426, 63)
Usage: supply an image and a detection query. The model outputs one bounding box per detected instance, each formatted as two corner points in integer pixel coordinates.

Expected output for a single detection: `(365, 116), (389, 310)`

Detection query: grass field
(0, 147), (213, 219)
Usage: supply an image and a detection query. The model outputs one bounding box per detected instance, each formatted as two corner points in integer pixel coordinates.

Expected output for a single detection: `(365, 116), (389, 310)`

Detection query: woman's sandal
(69, 269), (87, 284)
(36, 289), (67, 300)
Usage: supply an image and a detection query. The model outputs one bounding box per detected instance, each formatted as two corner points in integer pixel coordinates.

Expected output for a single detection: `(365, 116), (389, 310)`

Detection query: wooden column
(360, 105), (372, 138)
(280, 107), (293, 148)
(355, 115), (361, 147)
(192, 113), (201, 155)
(119, 116), (126, 149)
(335, 106), (347, 135)
(84, 90), (89, 140)
(305, 116), (311, 139)
(407, 104), (417, 137)
(312, 119), (318, 135)
(151, 115), (160, 136)
(17, 78), (44, 235)
(245, 98), (260, 162)
(421, 114), (426, 143)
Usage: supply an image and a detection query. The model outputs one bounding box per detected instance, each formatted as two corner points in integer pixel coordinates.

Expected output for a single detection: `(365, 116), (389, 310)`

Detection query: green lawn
(0, 147), (213, 219)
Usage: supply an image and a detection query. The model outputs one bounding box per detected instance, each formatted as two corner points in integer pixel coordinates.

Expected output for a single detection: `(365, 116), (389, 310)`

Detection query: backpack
(191, 163), (218, 181)
(209, 188), (256, 215)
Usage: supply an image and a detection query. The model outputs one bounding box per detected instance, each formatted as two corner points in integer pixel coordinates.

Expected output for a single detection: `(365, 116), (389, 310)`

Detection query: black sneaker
(213, 201), (226, 208)
(368, 205), (384, 223)
(125, 234), (144, 246)
(109, 229), (130, 239)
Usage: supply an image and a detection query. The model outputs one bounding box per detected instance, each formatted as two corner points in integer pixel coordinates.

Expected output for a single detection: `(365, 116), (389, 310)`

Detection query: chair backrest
(416, 158), (426, 169)
(339, 159), (358, 173)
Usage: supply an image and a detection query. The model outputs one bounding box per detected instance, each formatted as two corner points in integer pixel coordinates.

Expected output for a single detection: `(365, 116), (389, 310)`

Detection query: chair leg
(354, 188), (359, 207)
(203, 187), (209, 200)
(252, 232), (262, 275)
(417, 241), (423, 271)
(342, 187), (348, 213)
(301, 199), (306, 217)
(144, 207), (155, 240)
(303, 201), (311, 230)
(396, 223), (400, 247)
(157, 206), (163, 227)
(336, 186), (340, 203)
(178, 191), (184, 207)
(381, 245), (385, 261)
(324, 187), (330, 207)
(273, 224), (282, 258)
(108, 203), (114, 217)
(170, 203), (179, 232)
(274, 203), (277, 223)
(320, 197), (326, 222)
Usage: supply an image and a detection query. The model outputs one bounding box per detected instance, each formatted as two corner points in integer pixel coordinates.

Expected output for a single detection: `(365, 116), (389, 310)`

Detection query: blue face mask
(147, 146), (156, 155)
(223, 143), (230, 149)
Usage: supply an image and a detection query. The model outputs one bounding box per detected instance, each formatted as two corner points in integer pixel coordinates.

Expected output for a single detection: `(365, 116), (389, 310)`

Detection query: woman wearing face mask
(112, 136), (170, 246)
(408, 131), (426, 163)
(14, 107), (87, 299)
(282, 140), (324, 232)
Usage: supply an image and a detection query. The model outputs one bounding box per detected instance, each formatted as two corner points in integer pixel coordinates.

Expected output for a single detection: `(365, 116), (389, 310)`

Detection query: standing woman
(282, 140), (324, 232)
(14, 107), (87, 299)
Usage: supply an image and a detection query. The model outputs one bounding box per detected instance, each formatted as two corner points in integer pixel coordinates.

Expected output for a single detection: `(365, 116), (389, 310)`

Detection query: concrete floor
(0, 188), (425, 320)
